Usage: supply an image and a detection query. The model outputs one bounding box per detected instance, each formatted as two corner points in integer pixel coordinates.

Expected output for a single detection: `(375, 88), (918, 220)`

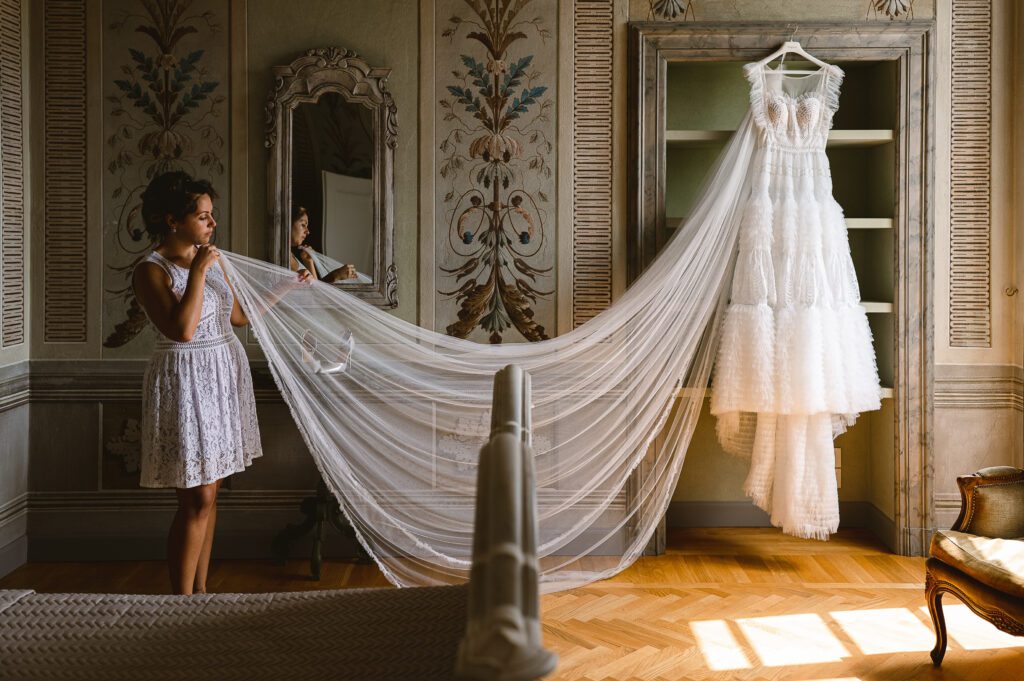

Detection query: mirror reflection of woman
(289, 205), (362, 283)
(132, 171), (308, 595)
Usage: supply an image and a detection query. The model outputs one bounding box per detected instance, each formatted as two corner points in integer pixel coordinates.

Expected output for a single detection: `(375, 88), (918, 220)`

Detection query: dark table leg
(272, 477), (372, 579)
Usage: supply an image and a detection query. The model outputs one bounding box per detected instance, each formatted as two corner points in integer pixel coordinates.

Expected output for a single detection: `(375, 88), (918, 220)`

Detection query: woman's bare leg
(193, 478), (223, 593)
(167, 482), (217, 595)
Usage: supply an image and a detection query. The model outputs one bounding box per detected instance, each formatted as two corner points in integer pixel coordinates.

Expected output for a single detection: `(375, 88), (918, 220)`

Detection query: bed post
(455, 365), (557, 680)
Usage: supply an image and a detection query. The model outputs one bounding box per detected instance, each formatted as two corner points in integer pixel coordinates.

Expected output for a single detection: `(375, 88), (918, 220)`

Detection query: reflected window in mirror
(291, 93), (375, 284)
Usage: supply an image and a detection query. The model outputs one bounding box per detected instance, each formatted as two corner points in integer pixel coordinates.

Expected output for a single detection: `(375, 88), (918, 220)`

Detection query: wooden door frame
(627, 21), (935, 555)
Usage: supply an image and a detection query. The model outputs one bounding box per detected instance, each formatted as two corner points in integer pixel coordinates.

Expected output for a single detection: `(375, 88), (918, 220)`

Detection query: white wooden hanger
(756, 40), (830, 75)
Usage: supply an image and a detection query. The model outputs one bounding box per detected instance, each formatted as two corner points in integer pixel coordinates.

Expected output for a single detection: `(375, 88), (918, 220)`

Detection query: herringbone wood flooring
(3, 528), (1021, 679)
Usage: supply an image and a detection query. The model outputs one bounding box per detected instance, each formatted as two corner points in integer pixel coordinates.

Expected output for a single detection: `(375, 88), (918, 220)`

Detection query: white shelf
(665, 130), (733, 146)
(846, 218), (893, 230)
(860, 301), (893, 313)
(827, 129), (894, 147)
(665, 129), (894, 148)
(881, 387), (894, 399)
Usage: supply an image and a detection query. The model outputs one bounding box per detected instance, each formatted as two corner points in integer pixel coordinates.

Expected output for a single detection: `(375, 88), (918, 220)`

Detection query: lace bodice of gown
(745, 61), (843, 149)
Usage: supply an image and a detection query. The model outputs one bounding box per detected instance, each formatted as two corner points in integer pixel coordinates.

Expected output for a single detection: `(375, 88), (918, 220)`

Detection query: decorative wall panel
(948, 0), (991, 347)
(101, 0), (230, 353)
(42, 0), (88, 343)
(433, 0), (558, 343)
(572, 0), (614, 327)
(0, 0), (25, 347)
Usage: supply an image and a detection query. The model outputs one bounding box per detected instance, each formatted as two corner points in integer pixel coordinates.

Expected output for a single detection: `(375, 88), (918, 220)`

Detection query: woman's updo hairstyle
(140, 171), (218, 241)
(292, 205), (309, 224)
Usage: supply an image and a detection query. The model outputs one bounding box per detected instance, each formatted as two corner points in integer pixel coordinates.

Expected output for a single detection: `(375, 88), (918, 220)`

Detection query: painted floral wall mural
(435, 0), (557, 343)
(102, 0), (229, 351)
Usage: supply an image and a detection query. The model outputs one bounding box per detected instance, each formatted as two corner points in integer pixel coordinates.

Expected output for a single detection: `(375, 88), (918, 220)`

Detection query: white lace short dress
(138, 251), (262, 489)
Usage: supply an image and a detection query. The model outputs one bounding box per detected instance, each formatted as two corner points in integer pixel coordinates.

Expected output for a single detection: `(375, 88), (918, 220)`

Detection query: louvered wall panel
(0, 0), (25, 346)
(572, 0), (615, 327)
(43, 0), (88, 342)
(949, 0), (992, 347)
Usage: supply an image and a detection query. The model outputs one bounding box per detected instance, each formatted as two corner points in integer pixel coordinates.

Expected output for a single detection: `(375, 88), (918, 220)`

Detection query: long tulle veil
(221, 114), (759, 590)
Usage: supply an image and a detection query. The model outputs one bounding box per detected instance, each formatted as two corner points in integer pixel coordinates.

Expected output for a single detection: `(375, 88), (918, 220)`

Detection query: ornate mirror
(266, 47), (397, 307)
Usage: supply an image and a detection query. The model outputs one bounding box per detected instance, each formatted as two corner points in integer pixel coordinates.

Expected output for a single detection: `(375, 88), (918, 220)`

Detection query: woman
(132, 171), (306, 595)
(289, 205), (363, 283)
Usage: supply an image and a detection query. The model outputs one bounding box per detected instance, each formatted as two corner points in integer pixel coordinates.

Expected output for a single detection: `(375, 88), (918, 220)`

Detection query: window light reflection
(831, 608), (934, 654)
(691, 619), (752, 671)
(736, 614), (849, 666)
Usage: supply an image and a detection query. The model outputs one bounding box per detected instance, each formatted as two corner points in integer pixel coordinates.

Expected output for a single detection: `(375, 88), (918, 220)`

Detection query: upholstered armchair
(926, 466), (1024, 666)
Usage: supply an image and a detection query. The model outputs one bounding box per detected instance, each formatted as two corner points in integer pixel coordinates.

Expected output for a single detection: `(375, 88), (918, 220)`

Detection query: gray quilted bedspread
(0, 585), (468, 680)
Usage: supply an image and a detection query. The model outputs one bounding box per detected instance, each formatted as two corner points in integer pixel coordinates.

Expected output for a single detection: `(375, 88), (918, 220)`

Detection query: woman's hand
(323, 264), (357, 283)
(297, 248), (315, 268)
(190, 245), (220, 274)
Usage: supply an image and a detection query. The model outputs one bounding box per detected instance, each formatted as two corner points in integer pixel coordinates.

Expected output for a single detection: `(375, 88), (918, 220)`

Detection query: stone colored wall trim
(934, 364), (1024, 410)
(0, 492), (27, 528)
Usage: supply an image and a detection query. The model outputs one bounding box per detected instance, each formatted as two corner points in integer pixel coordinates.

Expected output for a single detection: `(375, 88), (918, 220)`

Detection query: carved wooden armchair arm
(951, 467), (1024, 538)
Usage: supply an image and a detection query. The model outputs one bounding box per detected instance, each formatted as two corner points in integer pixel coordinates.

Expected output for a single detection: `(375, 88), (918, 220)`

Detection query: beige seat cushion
(931, 530), (1024, 599)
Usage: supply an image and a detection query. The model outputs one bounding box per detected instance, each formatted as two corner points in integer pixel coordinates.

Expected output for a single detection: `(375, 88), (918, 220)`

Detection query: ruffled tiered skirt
(711, 146), (882, 539)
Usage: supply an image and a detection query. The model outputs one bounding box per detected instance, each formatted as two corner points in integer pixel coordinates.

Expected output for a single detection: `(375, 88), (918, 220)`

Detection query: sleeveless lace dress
(138, 251), (262, 488)
(710, 62), (882, 539)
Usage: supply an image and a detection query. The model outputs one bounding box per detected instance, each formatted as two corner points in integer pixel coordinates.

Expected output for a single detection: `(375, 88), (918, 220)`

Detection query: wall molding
(0, 0), (26, 348)
(28, 489), (310, 512)
(933, 491), (962, 533)
(948, 0), (993, 347)
(27, 492), (359, 562)
(0, 359), (28, 411)
(0, 491), (27, 526)
(934, 364), (1024, 410)
(933, 492), (962, 513)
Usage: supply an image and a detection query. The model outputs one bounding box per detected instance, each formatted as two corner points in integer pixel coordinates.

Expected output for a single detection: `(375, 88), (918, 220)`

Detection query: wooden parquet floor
(3, 528), (1021, 680)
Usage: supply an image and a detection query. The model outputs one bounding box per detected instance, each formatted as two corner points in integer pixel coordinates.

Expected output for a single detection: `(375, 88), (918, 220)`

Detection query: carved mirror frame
(266, 47), (398, 307)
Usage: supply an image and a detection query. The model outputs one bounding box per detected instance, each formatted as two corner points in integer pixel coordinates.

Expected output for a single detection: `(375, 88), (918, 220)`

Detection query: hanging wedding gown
(711, 62), (882, 539)
(219, 56), (879, 590)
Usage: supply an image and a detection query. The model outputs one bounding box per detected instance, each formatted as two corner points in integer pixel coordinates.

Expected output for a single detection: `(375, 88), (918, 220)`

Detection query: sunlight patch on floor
(920, 604), (1024, 650)
(831, 607), (934, 654)
(689, 619), (752, 671)
(691, 605), (1024, 672)
(736, 614), (850, 666)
